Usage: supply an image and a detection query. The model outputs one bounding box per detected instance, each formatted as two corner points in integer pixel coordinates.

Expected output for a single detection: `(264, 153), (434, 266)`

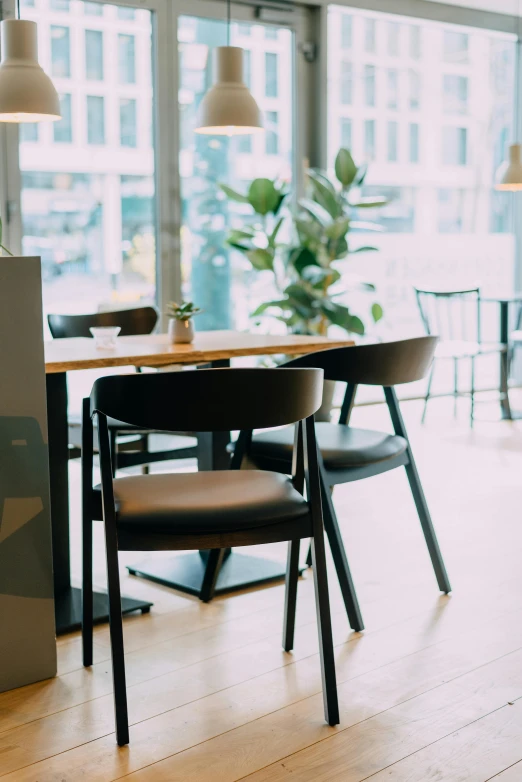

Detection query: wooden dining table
(45, 330), (354, 634)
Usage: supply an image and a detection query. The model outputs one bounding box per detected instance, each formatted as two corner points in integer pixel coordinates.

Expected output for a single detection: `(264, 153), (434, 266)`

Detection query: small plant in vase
(167, 301), (202, 344)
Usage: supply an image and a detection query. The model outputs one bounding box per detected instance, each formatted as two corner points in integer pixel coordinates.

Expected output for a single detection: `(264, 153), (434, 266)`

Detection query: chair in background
(48, 307), (197, 472)
(232, 337), (451, 634)
(414, 287), (509, 425)
(83, 367), (339, 745)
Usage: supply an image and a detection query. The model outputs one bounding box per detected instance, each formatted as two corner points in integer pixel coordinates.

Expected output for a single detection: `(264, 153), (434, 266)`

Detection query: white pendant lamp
(496, 143), (522, 191)
(194, 0), (263, 135)
(495, 15), (522, 190)
(0, 18), (61, 123)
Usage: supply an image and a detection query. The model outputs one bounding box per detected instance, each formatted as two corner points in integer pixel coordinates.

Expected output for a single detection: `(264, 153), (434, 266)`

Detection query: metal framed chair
(232, 337), (451, 634)
(414, 287), (509, 425)
(48, 307), (197, 471)
(82, 367), (339, 745)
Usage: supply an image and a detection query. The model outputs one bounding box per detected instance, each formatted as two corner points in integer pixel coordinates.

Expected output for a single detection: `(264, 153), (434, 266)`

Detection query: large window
(19, 1), (156, 316)
(85, 30), (104, 80)
(51, 25), (71, 78)
(178, 17), (293, 330)
(54, 94), (73, 143)
(327, 5), (516, 360)
(118, 33), (136, 84)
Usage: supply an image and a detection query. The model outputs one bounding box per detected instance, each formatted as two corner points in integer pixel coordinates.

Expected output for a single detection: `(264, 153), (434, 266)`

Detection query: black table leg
(46, 373), (151, 635)
(126, 359), (294, 599)
(499, 301), (514, 420)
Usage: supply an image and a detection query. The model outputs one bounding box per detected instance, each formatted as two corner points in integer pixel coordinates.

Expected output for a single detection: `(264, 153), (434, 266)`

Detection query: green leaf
(351, 197), (388, 208)
(247, 179), (280, 215)
(353, 163), (368, 186)
(327, 236), (348, 260)
(299, 198), (332, 227)
(219, 183), (248, 203)
(251, 299), (289, 316)
(351, 246), (378, 253)
(289, 246), (319, 275)
(294, 218), (322, 244)
(273, 190), (288, 216)
(350, 221), (385, 232)
(307, 171), (341, 219)
(301, 266), (341, 289)
(347, 315), (365, 335)
(226, 228), (255, 252)
(325, 217), (350, 240)
(320, 302), (365, 335)
(268, 216), (284, 247)
(371, 302), (384, 323)
(334, 148), (358, 188)
(246, 248), (274, 271)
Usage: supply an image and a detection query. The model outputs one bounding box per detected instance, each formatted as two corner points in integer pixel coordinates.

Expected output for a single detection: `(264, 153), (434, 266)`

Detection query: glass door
(17, 0), (158, 317)
(177, 13), (295, 331)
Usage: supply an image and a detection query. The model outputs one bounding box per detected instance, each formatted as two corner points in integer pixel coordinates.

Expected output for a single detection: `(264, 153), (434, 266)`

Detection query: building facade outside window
(51, 25), (71, 78)
(85, 30), (104, 80)
(120, 98), (137, 147)
(327, 4), (516, 384)
(54, 94), (73, 143)
(118, 33), (136, 84)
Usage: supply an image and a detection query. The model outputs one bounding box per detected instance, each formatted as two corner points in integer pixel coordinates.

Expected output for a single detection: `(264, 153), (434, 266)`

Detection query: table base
(127, 552), (305, 598)
(55, 587), (152, 635)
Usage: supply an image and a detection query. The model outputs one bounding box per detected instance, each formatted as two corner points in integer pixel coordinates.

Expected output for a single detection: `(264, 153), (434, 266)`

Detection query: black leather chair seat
(94, 470), (308, 534)
(249, 423), (408, 470)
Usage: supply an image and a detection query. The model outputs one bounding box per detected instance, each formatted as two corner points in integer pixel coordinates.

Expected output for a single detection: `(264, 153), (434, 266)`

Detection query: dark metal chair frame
(82, 367), (339, 745)
(233, 337), (452, 635)
(48, 306), (197, 471)
(414, 287), (510, 426)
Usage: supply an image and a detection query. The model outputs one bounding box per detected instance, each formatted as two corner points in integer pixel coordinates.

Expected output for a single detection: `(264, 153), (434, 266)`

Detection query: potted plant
(220, 148), (386, 417)
(220, 148), (385, 338)
(167, 300), (202, 344)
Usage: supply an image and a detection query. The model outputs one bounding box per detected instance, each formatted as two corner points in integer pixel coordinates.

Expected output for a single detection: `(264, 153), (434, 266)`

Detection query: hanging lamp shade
(495, 143), (522, 191)
(0, 20), (61, 123)
(195, 46), (263, 135)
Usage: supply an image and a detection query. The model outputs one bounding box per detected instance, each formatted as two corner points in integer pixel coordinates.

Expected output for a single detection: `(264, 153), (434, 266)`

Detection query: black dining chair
(414, 287), (509, 425)
(48, 307), (197, 472)
(82, 367), (339, 745)
(231, 337), (451, 634)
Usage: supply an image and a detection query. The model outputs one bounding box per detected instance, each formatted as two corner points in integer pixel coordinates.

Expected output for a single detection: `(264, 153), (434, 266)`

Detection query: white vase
(168, 318), (195, 344)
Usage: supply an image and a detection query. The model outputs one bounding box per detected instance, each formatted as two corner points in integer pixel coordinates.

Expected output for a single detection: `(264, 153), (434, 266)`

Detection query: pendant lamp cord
(226, 0), (231, 46)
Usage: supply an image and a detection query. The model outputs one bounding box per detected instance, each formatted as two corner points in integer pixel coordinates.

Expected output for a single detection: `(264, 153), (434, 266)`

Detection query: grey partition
(0, 257), (56, 692)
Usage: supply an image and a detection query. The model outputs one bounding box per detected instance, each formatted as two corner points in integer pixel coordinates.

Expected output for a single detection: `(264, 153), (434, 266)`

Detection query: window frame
(2, 0), (522, 314)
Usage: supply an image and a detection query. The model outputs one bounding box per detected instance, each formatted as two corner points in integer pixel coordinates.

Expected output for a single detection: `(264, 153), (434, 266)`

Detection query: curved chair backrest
(414, 287), (481, 343)
(91, 367), (324, 432)
(48, 306), (159, 339)
(282, 336), (438, 386)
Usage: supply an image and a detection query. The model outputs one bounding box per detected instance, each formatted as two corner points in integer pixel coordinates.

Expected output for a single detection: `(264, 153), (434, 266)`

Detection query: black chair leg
(385, 386), (451, 595)
(105, 529), (129, 746)
(305, 542), (312, 567)
(81, 397), (94, 667)
(311, 525), (340, 726)
(200, 548), (226, 603)
(422, 363), (435, 423)
(321, 471), (364, 632)
(82, 515), (93, 667)
(283, 539), (300, 652)
(405, 459), (452, 593)
(110, 430), (118, 477)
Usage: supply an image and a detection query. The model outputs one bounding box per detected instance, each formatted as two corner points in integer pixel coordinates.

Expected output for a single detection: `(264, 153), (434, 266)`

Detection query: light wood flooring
(2, 393), (522, 781)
